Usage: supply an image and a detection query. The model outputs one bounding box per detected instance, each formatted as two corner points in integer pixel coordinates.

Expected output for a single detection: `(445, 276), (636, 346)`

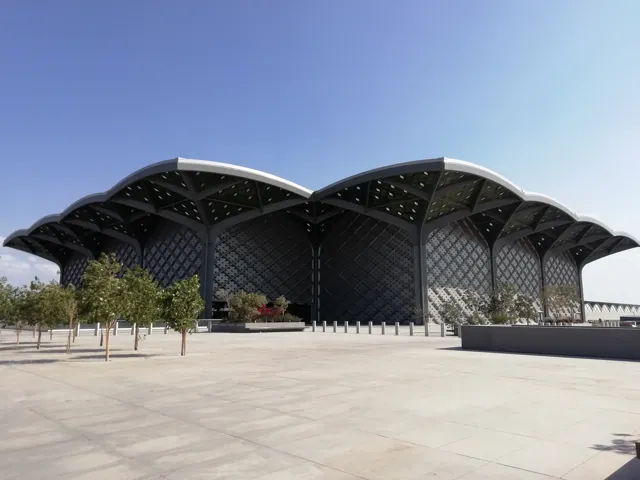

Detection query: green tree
(81, 253), (124, 361)
(51, 283), (80, 354)
(439, 298), (465, 326)
(544, 285), (579, 320)
(121, 266), (162, 351)
(513, 294), (538, 324)
(480, 282), (518, 323)
(9, 285), (29, 345)
(24, 279), (48, 349)
(163, 275), (204, 356)
(0, 277), (13, 332)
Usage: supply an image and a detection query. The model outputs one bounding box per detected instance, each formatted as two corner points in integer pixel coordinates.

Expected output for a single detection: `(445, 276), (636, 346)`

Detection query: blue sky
(1, 1), (639, 301)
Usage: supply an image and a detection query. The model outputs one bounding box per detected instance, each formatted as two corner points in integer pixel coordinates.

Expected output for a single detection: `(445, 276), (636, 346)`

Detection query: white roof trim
(177, 158), (312, 198)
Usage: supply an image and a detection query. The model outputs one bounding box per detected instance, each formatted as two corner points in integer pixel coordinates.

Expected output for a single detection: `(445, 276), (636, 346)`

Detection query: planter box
(209, 322), (306, 333)
(461, 325), (640, 361)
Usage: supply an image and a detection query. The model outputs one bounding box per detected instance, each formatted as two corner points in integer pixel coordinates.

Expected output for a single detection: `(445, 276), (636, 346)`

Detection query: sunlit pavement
(1, 327), (640, 479)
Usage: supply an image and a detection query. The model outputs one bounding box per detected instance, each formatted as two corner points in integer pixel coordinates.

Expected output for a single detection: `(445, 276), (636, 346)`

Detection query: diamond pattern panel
(144, 223), (202, 288)
(545, 251), (579, 287)
(104, 240), (139, 272)
(61, 253), (88, 287)
(496, 238), (542, 310)
(320, 212), (415, 324)
(545, 251), (580, 317)
(426, 219), (492, 323)
(212, 212), (312, 304)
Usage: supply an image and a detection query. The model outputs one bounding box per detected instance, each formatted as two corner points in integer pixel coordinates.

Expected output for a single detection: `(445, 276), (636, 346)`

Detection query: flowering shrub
(225, 292), (300, 323)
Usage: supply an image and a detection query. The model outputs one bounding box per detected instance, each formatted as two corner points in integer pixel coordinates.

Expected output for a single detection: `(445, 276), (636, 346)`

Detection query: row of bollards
(311, 320), (448, 337)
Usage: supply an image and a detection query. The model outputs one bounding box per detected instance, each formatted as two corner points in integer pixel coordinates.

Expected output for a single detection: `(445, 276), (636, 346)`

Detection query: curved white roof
(4, 156), (638, 259)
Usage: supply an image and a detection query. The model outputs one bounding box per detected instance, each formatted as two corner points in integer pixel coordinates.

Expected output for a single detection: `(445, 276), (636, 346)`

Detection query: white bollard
(333, 321), (337, 333)
(344, 321), (348, 333)
(148, 322), (153, 335)
(395, 322), (399, 336)
(410, 322), (414, 336)
(208, 320), (213, 333)
(312, 320), (316, 332)
(382, 322), (386, 335)
(425, 322), (429, 336)
(356, 321), (360, 334)
(164, 323), (169, 334)
(440, 323), (446, 337)
(113, 321), (119, 336)
(369, 321), (373, 334)
(75, 322), (81, 337)
(94, 322), (100, 336)
(131, 323), (136, 335)
(322, 321), (327, 332)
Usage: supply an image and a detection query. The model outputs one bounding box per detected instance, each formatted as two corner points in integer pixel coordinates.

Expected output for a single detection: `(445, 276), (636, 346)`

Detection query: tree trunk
(181, 330), (187, 356)
(105, 325), (111, 362)
(16, 330), (21, 345)
(37, 325), (42, 350)
(134, 324), (140, 351)
(100, 327), (104, 347)
(66, 315), (73, 354)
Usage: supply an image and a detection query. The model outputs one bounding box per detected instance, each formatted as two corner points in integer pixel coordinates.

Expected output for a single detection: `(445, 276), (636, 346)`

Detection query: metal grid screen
(144, 222), (202, 288)
(319, 212), (415, 324)
(544, 250), (580, 318)
(212, 212), (312, 304)
(104, 240), (139, 272)
(426, 219), (492, 323)
(545, 251), (579, 288)
(496, 238), (542, 309)
(61, 253), (88, 287)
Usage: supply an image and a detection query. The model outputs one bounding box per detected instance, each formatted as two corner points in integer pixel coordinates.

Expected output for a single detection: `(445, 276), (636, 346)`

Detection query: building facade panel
(60, 253), (88, 287)
(104, 240), (139, 272)
(544, 250), (580, 317)
(496, 238), (543, 309)
(425, 219), (492, 323)
(319, 212), (415, 324)
(143, 222), (202, 288)
(212, 212), (312, 304)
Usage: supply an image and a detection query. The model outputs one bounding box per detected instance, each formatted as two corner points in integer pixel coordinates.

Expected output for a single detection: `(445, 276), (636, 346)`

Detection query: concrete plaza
(1, 327), (639, 479)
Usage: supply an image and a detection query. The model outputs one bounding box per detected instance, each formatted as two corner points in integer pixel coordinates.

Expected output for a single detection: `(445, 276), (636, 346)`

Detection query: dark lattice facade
(319, 213), (415, 324)
(496, 238), (543, 310)
(104, 240), (139, 272)
(425, 220), (492, 323)
(60, 253), (88, 287)
(144, 222), (202, 288)
(23, 157), (636, 327)
(212, 212), (312, 304)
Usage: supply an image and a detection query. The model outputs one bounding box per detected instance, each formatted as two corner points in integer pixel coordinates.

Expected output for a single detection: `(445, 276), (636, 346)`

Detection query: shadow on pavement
(593, 434), (638, 455)
(0, 358), (60, 365)
(446, 347), (640, 363)
(606, 458), (640, 479)
(70, 353), (157, 361)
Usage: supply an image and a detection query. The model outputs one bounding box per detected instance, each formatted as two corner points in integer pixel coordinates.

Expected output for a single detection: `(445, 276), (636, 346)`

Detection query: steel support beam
(199, 228), (219, 319)
(112, 198), (206, 234)
(321, 198), (414, 234)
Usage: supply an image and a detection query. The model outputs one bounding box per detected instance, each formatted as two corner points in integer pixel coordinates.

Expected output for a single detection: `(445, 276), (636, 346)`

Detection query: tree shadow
(70, 353), (157, 361)
(26, 348), (125, 355)
(0, 358), (60, 365)
(454, 347), (640, 364)
(605, 458), (640, 479)
(593, 434), (638, 455)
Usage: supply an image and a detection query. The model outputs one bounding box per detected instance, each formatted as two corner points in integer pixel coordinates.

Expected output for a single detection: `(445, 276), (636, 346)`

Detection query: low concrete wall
(461, 325), (640, 361)
(210, 322), (306, 333)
